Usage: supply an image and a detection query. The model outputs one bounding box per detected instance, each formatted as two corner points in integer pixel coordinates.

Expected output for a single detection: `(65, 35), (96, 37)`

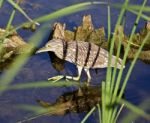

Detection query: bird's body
(36, 39), (124, 83)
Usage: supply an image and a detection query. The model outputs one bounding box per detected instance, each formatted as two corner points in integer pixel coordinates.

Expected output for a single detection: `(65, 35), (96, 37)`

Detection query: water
(0, 0), (150, 123)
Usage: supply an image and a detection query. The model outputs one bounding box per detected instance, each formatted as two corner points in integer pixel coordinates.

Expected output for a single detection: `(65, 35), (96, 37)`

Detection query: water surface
(0, 0), (150, 123)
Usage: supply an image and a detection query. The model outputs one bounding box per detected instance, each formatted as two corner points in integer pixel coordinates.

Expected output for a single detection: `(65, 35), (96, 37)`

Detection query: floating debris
(22, 22), (37, 32)
(1, 15), (150, 71)
(47, 15), (150, 72)
(0, 28), (35, 70)
(123, 22), (150, 63)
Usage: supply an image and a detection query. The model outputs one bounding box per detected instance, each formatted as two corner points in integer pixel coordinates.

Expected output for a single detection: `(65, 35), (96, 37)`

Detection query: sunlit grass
(6, 9), (16, 30)
(0, 81), (79, 91)
(128, 8), (150, 21)
(34, 2), (107, 23)
(0, 24), (49, 94)
(110, 1), (148, 122)
(106, 0), (129, 122)
(0, 0), (150, 123)
(0, 1), (108, 94)
(15, 1), (108, 30)
(7, 0), (39, 25)
(0, 0), (4, 8)
(82, 0), (150, 123)
(120, 98), (150, 122)
(111, 3), (150, 12)
(81, 107), (96, 123)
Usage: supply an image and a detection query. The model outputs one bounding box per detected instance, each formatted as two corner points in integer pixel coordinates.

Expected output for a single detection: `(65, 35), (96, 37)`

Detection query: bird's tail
(111, 56), (125, 69)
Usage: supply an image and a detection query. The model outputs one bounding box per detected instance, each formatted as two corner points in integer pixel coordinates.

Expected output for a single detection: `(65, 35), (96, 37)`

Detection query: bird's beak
(36, 47), (50, 54)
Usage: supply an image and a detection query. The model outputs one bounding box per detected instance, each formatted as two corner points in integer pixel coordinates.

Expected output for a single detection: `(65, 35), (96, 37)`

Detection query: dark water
(0, 0), (150, 123)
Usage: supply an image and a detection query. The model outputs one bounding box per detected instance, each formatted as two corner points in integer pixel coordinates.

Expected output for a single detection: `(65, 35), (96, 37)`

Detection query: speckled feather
(41, 39), (122, 69)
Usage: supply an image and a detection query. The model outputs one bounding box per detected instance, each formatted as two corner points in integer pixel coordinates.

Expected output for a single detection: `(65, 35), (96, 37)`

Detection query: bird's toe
(48, 75), (64, 82)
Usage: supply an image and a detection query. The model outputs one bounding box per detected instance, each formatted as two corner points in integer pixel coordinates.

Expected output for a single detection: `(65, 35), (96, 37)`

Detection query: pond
(0, 0), (150, 123)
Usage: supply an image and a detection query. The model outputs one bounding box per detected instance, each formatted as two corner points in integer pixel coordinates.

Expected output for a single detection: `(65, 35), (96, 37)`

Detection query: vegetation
(0, 0), (150, 123)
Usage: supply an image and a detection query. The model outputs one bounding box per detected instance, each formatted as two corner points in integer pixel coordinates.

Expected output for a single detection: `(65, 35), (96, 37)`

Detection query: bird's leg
(48, 66), (83, 82)
(66, 66), (83, 81)
(84, 68), (91, 85)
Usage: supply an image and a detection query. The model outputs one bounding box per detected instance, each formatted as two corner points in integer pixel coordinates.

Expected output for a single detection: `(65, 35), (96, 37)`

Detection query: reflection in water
(0, 0), (150, 123)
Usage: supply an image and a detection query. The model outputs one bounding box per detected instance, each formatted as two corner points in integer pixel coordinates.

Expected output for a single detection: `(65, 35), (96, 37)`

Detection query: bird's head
(36, 39), (63, 54)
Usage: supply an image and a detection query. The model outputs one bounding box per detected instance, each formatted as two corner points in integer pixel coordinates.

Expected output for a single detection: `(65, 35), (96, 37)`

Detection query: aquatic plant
(0, 0), (150, 123)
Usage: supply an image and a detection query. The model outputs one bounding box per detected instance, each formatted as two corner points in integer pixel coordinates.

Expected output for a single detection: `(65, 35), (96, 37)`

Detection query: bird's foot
(48, 75), (64, 82)
(65, 76), (80, 81)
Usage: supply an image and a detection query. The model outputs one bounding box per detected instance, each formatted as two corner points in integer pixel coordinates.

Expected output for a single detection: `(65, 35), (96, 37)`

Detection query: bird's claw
(48, 75), (64, 82)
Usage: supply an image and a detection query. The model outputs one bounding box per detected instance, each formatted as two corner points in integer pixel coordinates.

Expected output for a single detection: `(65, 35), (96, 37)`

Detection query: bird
(36, 39), (124, 84)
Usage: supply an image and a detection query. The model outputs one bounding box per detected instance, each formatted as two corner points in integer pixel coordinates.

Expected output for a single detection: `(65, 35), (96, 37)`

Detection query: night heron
(36, 39), (124, 83)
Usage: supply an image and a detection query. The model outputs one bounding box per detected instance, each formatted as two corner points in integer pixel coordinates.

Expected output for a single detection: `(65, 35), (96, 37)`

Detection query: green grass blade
(81, 106), (96, 123)
(119, 98), (150, 122)
(106, 0), (129, 122)
(112, 0), (147, 104)
(0, 24), (49, 93)
(106, 0), (129, 83)
(105, 82), (110, 123)
(97, 104), (101, 123)
(7, 0), (39, 25)
(0, 0), (4, 8)
(0, 1), (107, 94)
(34, 2), (107, 23)
(127, 8), (150, 21)
(108, 29), (123, 123)
(111, 0), (148, 122)
(102, 81), (106, 123)
(111, 26), (124, 94)
(34, 2), (88, 23)
(6, 9), (16, 30)
(113, 104), (124, 123)
(0, 54), (30, 85)
(119, 32), (150, 99)
(111, 4), (150, 12)
(107, 1), (111, 42)
(6, 0), (22, 30)
(122, 10), (126, 28)
(6, 1), (107, 31)
(14, 2), (107, 32)
(0, 81), (79, 91)
(105, 4), (111, 121)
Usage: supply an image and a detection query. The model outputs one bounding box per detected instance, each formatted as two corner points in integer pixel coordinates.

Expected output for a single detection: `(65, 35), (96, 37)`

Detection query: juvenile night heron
(36, 39), (123, 83)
